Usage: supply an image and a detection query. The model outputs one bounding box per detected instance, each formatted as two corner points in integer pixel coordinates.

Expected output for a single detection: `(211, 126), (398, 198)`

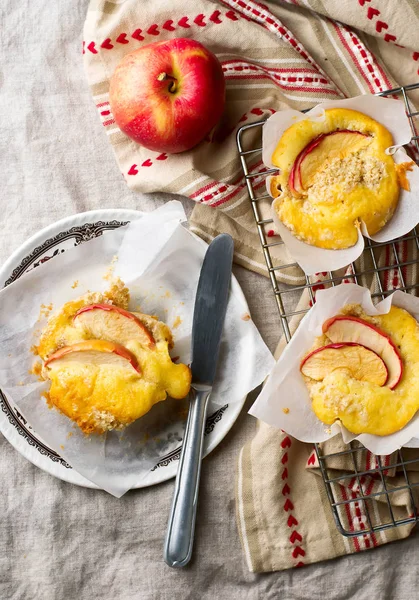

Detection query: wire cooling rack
(237, 83), (419, 537)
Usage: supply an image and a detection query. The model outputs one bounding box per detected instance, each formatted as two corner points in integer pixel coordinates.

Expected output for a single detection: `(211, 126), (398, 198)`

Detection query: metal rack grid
(237, 83), (419, 537)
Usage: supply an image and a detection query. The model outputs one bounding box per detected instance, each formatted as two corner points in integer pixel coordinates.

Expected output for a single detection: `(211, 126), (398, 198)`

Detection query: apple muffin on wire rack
(36, 280), (191, 434)
(270, 108), (414, 249)
(299, 302), (419, 436)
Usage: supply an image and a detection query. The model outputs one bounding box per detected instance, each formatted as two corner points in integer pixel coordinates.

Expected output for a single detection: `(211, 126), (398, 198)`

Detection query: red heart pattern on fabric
(284, 498), (294, 512)
(413, 52), (419, 61)
(282, 484), (290, 496)
(251, 107), (264, 115)
(292, 546), (305, 559)
(210, 10), (222, 24)
(376, 20), (388, 33)
(163, 19), (175, 31)
(101, 38), (114, 49)
(141, 159), (153, 167)
(116, 33), (129, 44)
(128, 165), (138, 175)
(194, 14), (206, 26)
(384, 33), (397, 42)
(87, 41), (97, 54)
(307, 452), (316, 465)
(132, 28), (144, 41)
(367, 6), (380, 19)
(281, 436), (291, 448)
(281, 453), (288, 464)
(156, 153), (168, 161)
(147, 24), (159, 35)
(178, 17), (190, 28)
(287, 515), (298, 528)
(281, 468), (288, 480)
(226, 10), (238, 21)
(289, 530), (303, 544)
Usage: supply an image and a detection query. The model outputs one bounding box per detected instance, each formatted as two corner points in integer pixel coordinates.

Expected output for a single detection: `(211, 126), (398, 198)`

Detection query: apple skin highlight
(109, 38), (226, 154)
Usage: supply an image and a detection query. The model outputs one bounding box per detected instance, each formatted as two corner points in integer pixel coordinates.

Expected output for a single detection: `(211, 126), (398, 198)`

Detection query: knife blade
(164, 234), (234, 568)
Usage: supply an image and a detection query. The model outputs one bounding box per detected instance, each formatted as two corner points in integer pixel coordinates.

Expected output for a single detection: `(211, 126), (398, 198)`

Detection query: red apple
(109, 38), (226, 154)
(300, 342), (388, 386)
(322, 315), (402, 389)
(44, 340), (141, 374)
(74, 303), (155, 348)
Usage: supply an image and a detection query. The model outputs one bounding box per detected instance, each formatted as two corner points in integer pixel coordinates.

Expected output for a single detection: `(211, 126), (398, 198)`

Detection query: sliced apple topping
(44, 340), (141, 374)
(74, 303), (155, 348)
(322, 316), (402, 389)
(300, 342), (388, 386)
(289, 130), (371, 196)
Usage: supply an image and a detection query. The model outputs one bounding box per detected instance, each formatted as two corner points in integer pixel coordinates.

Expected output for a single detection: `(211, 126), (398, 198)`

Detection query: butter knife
(163, 233), (234, 568)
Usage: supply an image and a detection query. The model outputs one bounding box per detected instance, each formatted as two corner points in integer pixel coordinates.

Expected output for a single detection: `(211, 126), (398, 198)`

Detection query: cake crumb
(103, 255), (118, 281)
(162, 290), (171, 299)
(282, 407), (290, 414)
(38, 303), (53, 320)
(71, 280), (79, 289)
(60, 445), (64, 450)
(30, 361), (43, 378)
(172, 316), (182, 329)
(66, 432), (73, 440)
(30, 345), (39, 356)
(241, 313), (251, 321)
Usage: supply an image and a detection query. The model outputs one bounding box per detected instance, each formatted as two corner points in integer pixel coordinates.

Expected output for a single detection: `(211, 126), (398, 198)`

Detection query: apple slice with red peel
(44, 340), (141, 374)
(289, 134), (325, 195)
(322, 316), (402, 390)
(74, 304), (155, 348)
(300, 342), (388, 386)
(288, 130), (370, 196)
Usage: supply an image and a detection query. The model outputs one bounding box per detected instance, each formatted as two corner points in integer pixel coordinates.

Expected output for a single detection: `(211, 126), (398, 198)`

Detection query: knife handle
(163, 384), (211, 568)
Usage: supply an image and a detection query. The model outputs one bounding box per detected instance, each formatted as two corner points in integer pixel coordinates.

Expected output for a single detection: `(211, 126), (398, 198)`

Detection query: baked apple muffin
(37, 282), (191, 434)
(270, 108), (413, 249)
(300, 303), (419, 436)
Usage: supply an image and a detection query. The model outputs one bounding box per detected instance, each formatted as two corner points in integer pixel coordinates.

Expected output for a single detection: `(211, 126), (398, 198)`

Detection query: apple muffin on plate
(270, 108), (413, 249)
(299, 303), (419, 436)
(37, 281), (191, 434)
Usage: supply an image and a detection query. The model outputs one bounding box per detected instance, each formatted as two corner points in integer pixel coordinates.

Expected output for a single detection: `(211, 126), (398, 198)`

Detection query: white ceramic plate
(0, 209), (249, 489)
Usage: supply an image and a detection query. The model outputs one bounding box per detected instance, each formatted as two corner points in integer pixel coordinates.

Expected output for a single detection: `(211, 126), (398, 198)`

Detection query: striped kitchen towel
(83, 0), (419, 281)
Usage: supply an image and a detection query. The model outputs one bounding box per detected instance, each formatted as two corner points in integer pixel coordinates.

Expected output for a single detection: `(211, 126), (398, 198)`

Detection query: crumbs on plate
(282, 407), (290, 414)
(172, 316), (182, 329)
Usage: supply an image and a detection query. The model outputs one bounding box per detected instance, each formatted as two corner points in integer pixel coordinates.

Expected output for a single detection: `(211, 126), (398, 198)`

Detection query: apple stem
(157, 72), (177, 93)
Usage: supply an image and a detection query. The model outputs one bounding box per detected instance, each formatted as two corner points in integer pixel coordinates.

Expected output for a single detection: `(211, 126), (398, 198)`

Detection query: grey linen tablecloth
(1, 1), (418, 599)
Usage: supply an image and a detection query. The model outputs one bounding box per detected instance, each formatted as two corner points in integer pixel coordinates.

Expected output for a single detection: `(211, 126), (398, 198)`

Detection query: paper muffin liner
(263, 95), (419, 275)
(250, 283), (419, 455)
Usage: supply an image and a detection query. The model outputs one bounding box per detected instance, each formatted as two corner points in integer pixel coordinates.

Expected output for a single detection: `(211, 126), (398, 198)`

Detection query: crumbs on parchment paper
(30, 344), (39, 356)
(103, 255), (118, 281)
(29, 361), (43, 379)
(38, 303), (53, 320)
(241, 313), (251, 321)
(282, 407), (290, 414)
(71, 280), (79, 289)
(172, 316), (182, 329)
